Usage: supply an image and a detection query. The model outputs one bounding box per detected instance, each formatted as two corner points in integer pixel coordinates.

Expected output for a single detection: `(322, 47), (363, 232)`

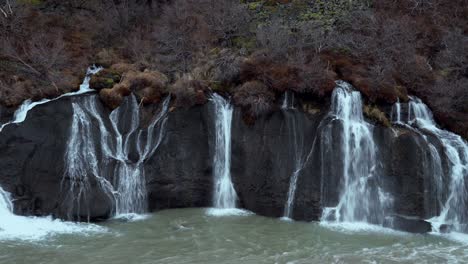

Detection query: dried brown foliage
(233, 80), (275, 117)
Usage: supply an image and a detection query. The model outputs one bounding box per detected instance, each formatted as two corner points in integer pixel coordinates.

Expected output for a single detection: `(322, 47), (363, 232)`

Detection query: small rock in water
(383, 215), (431, 233)
(439, 224), (453, 233)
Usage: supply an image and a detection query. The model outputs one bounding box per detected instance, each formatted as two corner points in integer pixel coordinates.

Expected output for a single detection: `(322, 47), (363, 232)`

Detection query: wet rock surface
(0, 94), (450, 233)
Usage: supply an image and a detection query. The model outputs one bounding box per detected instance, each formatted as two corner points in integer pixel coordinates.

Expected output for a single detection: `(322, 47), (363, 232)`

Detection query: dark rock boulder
(390, 129), (428, 218)
(383, 215), (432, 233)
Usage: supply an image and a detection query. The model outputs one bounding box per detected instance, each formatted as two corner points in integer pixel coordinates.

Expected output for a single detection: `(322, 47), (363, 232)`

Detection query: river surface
(1, 208), (467, 264)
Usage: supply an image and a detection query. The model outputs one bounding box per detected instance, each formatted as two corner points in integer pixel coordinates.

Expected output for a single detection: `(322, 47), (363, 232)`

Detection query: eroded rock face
(0, 98), (73, 217)
(146, 104), (215, 211)
(0, 105), (13, 125)
(0, 96), (114, 221)
(0, 93), (453, 233)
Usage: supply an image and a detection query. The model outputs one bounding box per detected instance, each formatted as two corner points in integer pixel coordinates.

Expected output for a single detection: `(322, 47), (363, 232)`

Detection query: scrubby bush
(170, 75), (209, 108)
(99, 88), (124, 110)
(233, 80), (275, 117)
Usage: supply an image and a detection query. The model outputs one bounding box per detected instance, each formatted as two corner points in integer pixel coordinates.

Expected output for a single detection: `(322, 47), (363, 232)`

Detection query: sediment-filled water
(0, 208), (466, 264)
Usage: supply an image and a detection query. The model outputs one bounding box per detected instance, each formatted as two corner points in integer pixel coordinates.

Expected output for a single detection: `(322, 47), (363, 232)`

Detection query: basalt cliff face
(0, 92), (462, 233)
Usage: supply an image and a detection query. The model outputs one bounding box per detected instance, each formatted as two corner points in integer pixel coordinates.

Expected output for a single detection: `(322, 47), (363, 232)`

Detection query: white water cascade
(321, 81), (392, 225)
(0, 186), (104, 241)
(209, 94), (239, 213)
(392, 97), (468, 233)
(390, 98), (401, 124)
(282, 94), (306, 219)
(281, 91), (295, 109)
(63, 94), (170, 220)
(112, 96), (170, 217)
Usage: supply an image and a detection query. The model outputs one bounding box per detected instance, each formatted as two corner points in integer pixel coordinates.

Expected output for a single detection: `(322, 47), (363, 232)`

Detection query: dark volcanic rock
(231, 108), (325, 220)
(146, 104), (215, 211)
(390, 129), (427, 218)
(383, 215), (432, 233)
(0, 105), (14, 124)
(0, 93), (459, 233)
(0, 95), (114, 221)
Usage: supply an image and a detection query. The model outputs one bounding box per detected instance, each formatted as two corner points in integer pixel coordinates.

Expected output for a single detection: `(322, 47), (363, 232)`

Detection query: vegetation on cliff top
(0, 0), (466, 136)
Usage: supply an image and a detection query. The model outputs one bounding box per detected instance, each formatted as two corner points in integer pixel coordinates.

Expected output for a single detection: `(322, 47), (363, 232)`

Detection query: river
(1, 208), (467, 264)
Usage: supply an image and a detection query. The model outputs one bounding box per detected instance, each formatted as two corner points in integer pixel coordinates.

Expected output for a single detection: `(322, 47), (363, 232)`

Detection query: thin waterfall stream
(282, 92), (306, 219)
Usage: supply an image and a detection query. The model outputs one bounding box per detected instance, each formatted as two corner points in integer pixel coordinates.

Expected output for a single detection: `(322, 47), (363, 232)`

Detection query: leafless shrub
(233, 80), (275, 116)
(170, 75), (209, 108)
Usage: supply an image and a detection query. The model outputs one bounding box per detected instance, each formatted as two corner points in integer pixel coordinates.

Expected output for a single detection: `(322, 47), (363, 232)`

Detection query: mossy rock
(89, 69), (121, 91)
(394, 85), (409, 102)
(363, 104), (391, 127)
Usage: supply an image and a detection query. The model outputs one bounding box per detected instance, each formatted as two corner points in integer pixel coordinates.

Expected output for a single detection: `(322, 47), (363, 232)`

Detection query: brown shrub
(363, 105), (391, 127)
(113, 83), (131, 97)
(110, 63), (139, 75)
(99, 88), (124, 110)
(170, 75), (209, 108)
(240, 54), (301, 93)
(233, 81), (275, 117)
(95, 49), (120, 68)
(241, 53), (335, 97)
(89, 69), (121, 91)
(122, 70), (169, 104)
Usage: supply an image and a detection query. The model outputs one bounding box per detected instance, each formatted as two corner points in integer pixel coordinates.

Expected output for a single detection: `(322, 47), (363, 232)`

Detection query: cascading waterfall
(321, 81), (392, 225)
(393, 97), (468, 233)
(111, 96), (170, 216)
(392, 99), (445, 217)
(282, 93), (306, 219)
(63, 96), (118, 220)
(63, 94), (170, 220)
(210, 94), (238, 210)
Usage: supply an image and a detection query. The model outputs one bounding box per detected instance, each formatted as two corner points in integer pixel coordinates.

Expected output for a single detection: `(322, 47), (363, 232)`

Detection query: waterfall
(111, 96), (170, 216)
(63, 96), (117, 220)
(391, 98), (401, 123)
(210, 94), (238, 209)
(63, 95), (170, 220)
(395, 97), (468, 233)
(0, 66), (101, 132)
(282, 97), (306, 219)
(0, 185), (104, 241)
(282, 91), (295, 109)
(321, 81), (392, 225)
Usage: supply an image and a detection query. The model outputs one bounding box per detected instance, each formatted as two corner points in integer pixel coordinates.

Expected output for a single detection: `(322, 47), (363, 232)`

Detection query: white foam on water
(319, 221), (407, 236)
(205, 208), (253, 217)
(348, 242), (468, 263)
(430, 230), (468, 245)
(0, 187), (106, 242)
(112, 213), (151, 222)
